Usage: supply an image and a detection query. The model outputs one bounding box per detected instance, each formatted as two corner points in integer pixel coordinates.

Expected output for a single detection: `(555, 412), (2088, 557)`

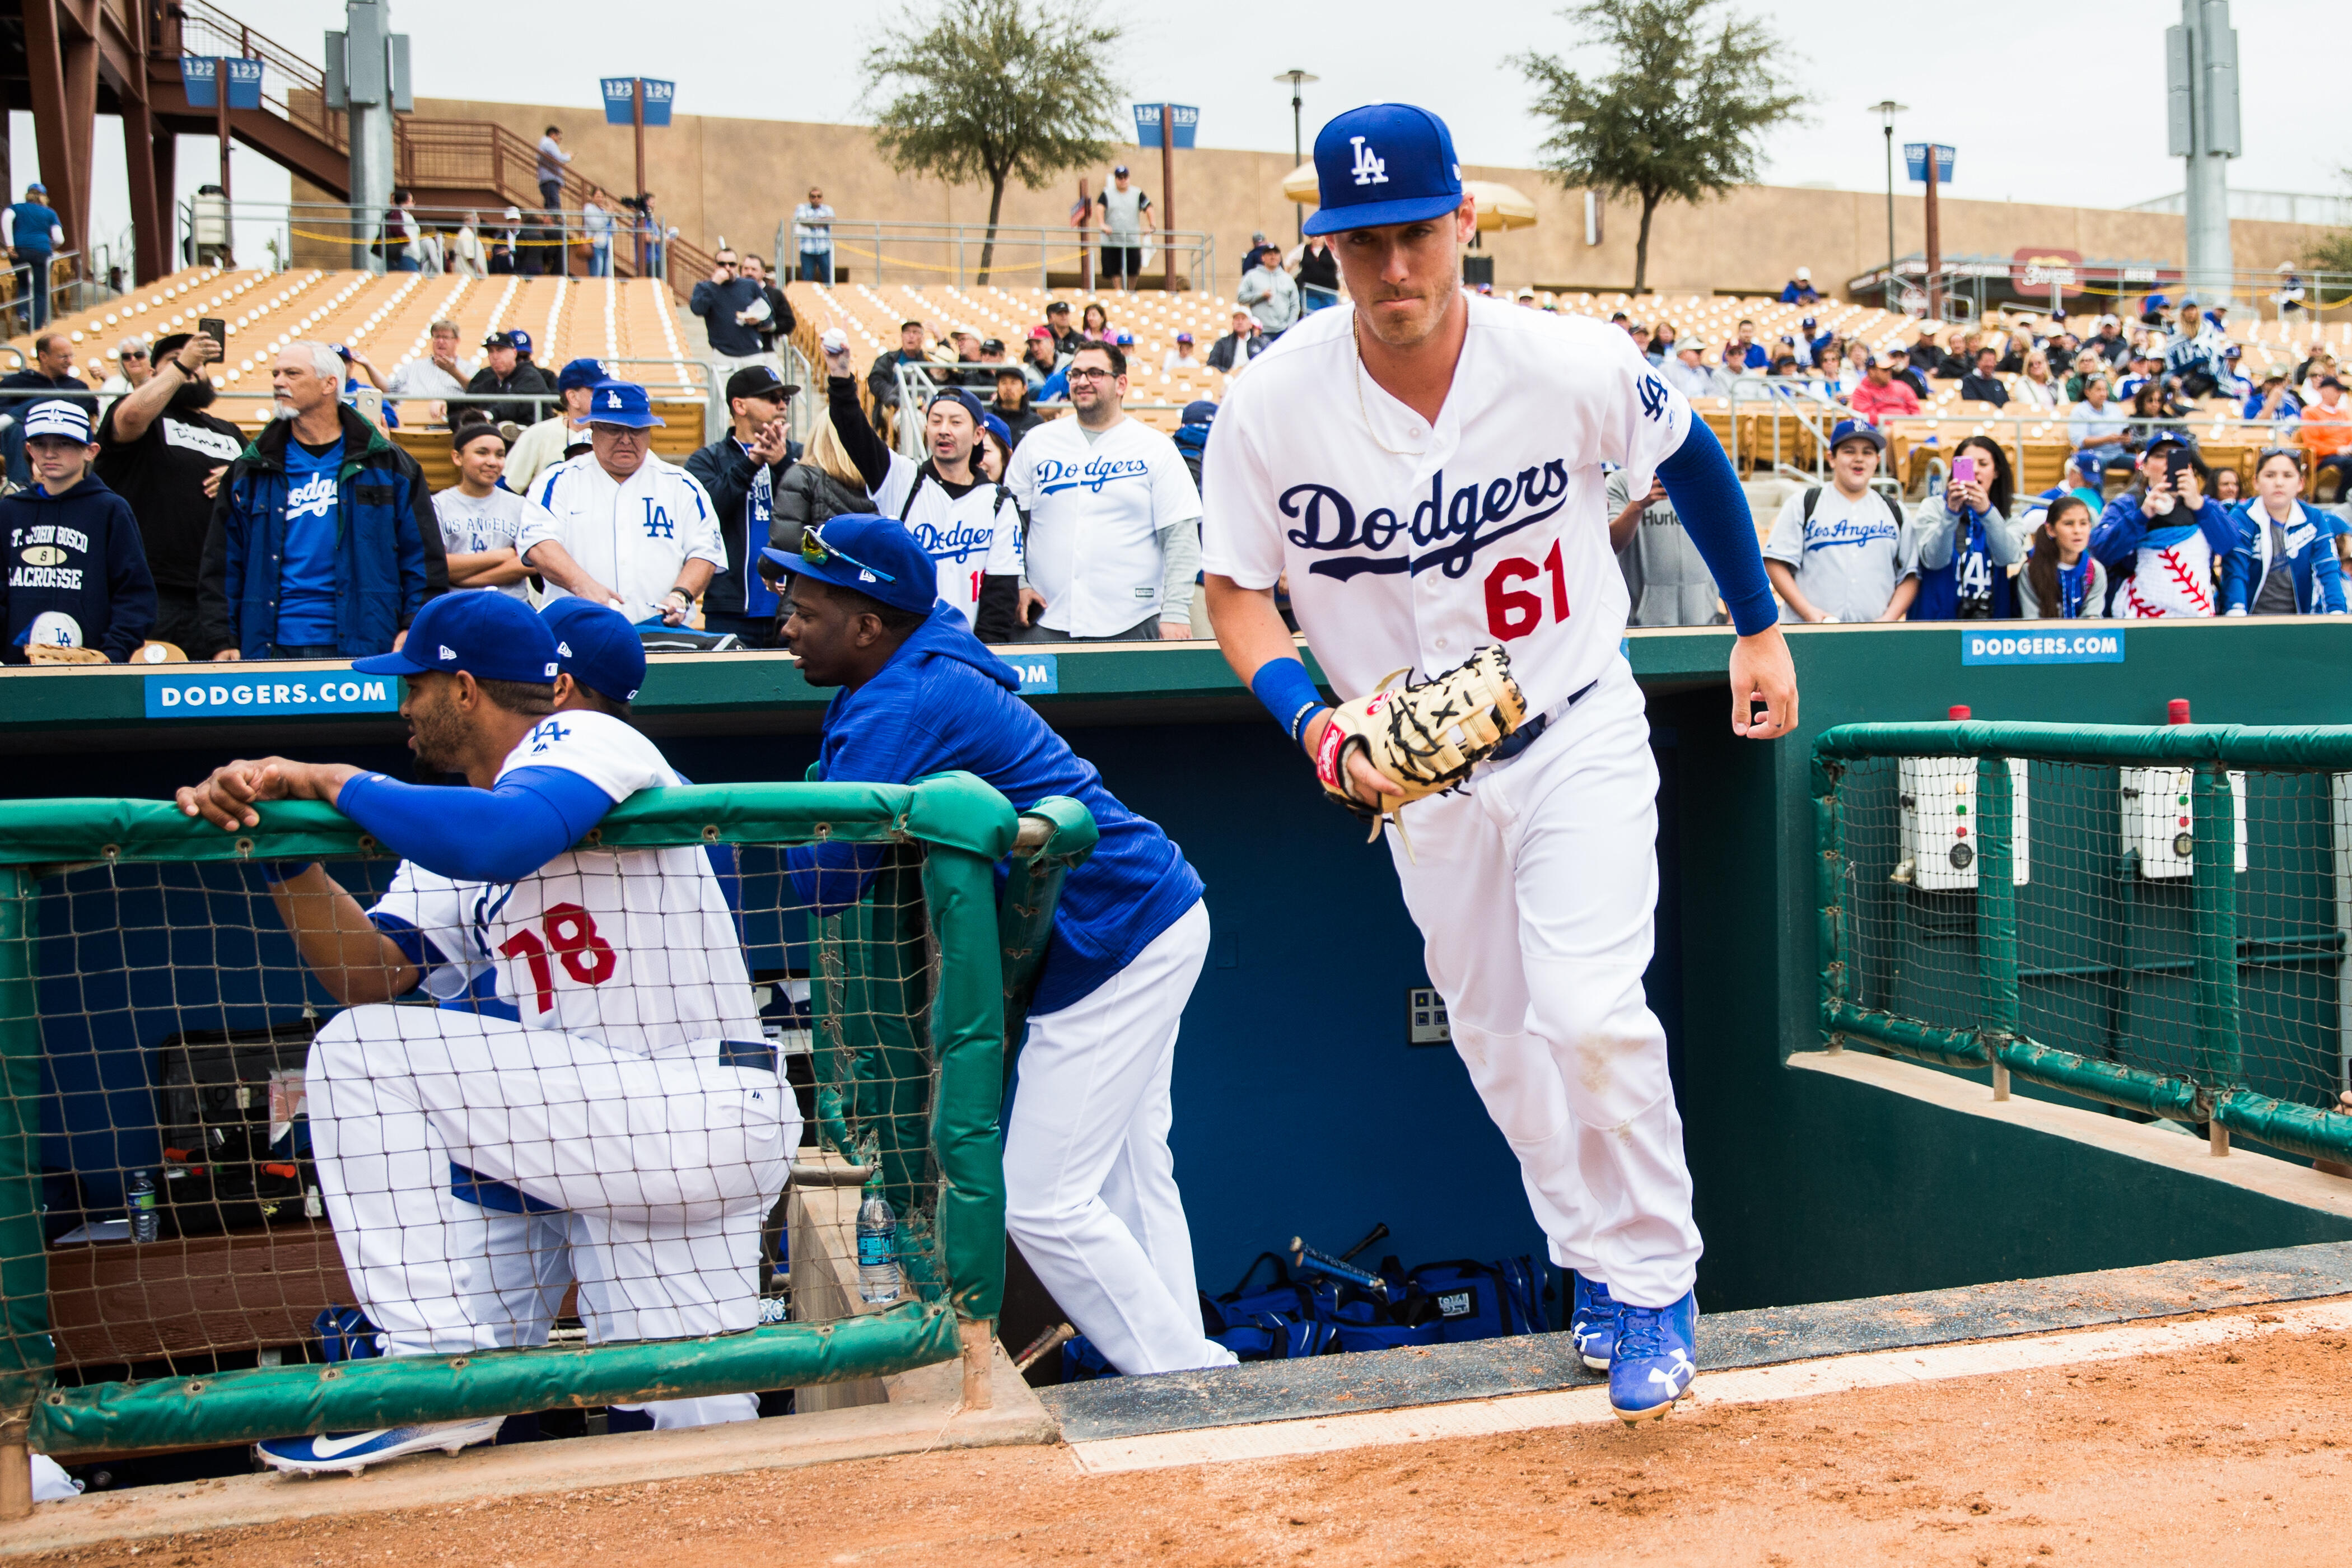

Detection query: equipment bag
(1403, 1257), (1546, 1343)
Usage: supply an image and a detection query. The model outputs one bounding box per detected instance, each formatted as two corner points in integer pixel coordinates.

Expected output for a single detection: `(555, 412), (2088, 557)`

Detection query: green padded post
(0, 867), (53, 1476)
(2191, 763), (2242, 1090)
(1812, 752), (1847, 1048)
(1973, 757), (2018, 1043)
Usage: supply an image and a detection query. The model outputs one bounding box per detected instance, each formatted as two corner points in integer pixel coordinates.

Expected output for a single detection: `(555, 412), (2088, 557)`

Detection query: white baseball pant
(1388, 662), (1702, 1309)
(1004, 898), (1236, 1375)
(306, 1006), (796, 1427)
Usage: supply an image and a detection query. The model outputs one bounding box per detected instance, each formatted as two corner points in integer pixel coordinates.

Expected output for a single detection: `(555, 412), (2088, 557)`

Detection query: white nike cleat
(255, 1416), (503, 1476)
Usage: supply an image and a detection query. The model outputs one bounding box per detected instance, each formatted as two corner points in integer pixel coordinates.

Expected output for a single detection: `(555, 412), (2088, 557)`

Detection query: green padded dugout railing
(0, 772), (1070, 1462)
(1816, 721), (2352, 1165)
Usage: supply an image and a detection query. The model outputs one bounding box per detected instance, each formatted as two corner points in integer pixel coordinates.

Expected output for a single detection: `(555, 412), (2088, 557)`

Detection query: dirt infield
(21, 1305), (2352, 1567)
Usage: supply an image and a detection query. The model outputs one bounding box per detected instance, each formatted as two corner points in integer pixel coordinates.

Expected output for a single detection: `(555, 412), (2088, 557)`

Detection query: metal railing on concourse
(783, 219), (1216, 294)
(1816, 720), (2352, 1164)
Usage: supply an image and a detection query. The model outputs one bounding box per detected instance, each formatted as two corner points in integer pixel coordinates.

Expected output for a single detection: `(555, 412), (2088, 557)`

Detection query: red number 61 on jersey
(1485, 540), (1572, 640)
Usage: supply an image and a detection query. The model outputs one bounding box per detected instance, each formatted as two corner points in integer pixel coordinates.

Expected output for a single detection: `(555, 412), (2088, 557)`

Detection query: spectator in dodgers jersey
(521, 381), (725, 625)
(2222, 447), (2346, 616)
(685, 365), (805, 647)
(1607, 468), (1723, 627)
(503, 358), (607, 494)
(771, 515), (1228, 1378)
(2089, 436), (2238, 619)
(201, 341), (447, 661)
(95, 330), (243, 656)
(2018, 495), (2108, 620)
(1908, 435), (2025, 621)
(1763, 420), (1920, 624)
(433, 419), (547, 600)
(173, 592), (787, 1476)
(818, 338), (1023, 641)
(1005, 340), (1202, 642)
(1, 400), (155, 662)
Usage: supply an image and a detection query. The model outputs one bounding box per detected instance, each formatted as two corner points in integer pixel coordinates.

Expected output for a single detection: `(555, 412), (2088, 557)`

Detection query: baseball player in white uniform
(814, 352), (1025, 639)
(520, 380), (727, 626)
(1200, 104), (1798, 1423)
(176, 591), (792, 1473)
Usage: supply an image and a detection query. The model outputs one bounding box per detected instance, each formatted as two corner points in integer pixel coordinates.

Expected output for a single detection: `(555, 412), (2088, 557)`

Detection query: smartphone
(346, 384), (384, 426)
(197, 316), (226, 346)
(1951, 455), (1977, 487)
(2164, 447), (2195, 486)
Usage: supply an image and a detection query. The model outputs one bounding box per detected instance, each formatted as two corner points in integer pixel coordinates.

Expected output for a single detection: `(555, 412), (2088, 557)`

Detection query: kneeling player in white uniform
(1201, 105), (1799, 1422)
(772, 515), (1233, 1375)
(176, 591), (793, 1472)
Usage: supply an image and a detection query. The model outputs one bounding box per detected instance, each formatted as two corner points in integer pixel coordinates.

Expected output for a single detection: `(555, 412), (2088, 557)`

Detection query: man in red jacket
(1847, 355), (1920, 423)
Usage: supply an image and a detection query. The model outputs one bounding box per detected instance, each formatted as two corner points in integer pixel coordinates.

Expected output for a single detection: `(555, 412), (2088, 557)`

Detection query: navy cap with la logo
(584, 379), (667, 430)
(1305, 103), (1464, 237)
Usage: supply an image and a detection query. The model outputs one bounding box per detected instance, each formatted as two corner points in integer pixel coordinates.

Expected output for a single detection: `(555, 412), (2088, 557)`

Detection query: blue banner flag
(1131, 104), (1200, 150)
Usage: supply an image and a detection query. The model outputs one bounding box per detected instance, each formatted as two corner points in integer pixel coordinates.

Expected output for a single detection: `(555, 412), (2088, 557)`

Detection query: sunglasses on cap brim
(798, 522), (897, 584)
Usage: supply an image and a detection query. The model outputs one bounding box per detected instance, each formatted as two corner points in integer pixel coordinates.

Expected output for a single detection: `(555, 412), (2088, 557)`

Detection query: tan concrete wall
(394, 97), (2334, 300)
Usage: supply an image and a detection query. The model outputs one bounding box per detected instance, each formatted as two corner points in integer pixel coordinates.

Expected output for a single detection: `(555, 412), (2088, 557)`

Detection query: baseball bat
(1338, 1222), (1390, 1264)
(1012, 1322), (1075, 1373)
(1291, 1235), (1386, 1292)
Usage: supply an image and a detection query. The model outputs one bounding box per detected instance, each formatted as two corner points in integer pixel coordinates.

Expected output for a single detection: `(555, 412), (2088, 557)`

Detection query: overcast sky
(27, 0), (2349, 262)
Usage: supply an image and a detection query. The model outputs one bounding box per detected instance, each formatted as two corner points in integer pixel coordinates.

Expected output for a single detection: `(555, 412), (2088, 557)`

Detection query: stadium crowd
(6, 207), (2349, 671)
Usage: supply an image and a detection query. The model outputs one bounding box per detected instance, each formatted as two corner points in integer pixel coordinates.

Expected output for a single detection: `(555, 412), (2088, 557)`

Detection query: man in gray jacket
(1237, 247), (1300, 337)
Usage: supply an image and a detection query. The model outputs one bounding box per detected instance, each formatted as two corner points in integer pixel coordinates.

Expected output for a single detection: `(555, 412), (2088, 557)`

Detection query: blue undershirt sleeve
(1654, 419), (1778, 636)
(364, 912), (447, 975)
(338, 766), (617, 884)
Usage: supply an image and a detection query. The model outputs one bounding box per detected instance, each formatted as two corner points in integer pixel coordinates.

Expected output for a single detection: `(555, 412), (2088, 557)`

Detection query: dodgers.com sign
(144, 671), (400, 719)
(998, 654), (1059, 695)
(1960, 629), (2125, 666)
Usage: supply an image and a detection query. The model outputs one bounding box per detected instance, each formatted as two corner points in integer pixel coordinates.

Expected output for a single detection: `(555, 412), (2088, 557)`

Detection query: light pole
(1869, 100), (1907, 311)
(1275, 69), (1319, 242)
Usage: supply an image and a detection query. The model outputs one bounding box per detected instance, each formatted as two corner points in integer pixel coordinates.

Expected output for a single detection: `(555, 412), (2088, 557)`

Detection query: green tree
(862, 0), (1124, 284)
(1515, 0), (1806, 291)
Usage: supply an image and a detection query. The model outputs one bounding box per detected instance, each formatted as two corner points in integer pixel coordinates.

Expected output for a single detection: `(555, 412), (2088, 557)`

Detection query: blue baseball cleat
(1570, 1274), (1620, 1371)
(1608, 1290), (1698, 1423)
(256, 1416), (503, 1476)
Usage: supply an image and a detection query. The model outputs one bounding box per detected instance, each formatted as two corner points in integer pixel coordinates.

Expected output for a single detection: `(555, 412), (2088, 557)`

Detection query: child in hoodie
(2, 399), (156, 661)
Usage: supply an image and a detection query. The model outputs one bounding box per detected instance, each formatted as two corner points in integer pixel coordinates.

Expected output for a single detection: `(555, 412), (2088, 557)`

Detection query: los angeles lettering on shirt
(1198, 297), (1689, 717)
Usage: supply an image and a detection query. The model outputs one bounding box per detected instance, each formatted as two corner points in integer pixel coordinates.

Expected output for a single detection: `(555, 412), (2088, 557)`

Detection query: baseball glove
(25, 643), (108, 665)
(1314, 645), (1528, 851)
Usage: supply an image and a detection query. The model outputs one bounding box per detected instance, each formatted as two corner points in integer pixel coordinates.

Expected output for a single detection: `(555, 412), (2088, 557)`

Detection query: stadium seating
(9, 267), (701, 431)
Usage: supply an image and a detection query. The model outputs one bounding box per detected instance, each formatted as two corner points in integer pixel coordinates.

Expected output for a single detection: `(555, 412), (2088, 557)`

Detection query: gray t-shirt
(1606, 469), (1724, 627)
(1098, 186), (1149, 244)
(1763, 484), (1916, 623)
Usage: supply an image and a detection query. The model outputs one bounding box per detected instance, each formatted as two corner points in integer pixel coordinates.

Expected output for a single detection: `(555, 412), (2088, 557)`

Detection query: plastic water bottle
(856, 1181), (900, 1305)
(126, 1170), (158, 1243)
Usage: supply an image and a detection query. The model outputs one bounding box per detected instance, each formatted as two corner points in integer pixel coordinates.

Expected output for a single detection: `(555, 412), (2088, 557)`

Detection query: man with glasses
(687, 365), (805, 647)
(1005, 340), (1201, 640)
(97, 337), (153, 414)
(520, 380), (726, 626)
(794, 188), (836, 285)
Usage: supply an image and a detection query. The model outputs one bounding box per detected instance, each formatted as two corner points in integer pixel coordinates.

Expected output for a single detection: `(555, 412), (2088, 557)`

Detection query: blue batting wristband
(1249, 657), (1326, 746)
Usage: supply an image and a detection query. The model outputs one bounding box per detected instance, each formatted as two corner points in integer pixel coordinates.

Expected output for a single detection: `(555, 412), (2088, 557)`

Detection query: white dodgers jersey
(1200, 296), (1691, 715)
(471, 709), (757, 1056)
(872, 452), (1025, 629)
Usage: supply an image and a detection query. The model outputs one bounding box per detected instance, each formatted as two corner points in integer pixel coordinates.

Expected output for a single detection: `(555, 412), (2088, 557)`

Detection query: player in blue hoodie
(2, 399), (155, 661)
(770, 514), (1234, 1379)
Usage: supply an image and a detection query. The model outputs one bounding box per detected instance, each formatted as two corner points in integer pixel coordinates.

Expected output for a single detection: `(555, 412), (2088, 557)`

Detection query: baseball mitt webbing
(1315, 644), (1529, 847)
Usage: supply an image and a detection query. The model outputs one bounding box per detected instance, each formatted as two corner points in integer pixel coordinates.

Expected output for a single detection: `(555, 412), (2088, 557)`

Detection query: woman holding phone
(1911, 436), (2025, 620)
(2089, 436), (2239, 618)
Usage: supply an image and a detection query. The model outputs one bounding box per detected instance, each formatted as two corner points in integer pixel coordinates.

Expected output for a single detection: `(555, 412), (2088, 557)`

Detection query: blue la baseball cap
(585, 380), (665, 429)
(1827, 417), (1886, 451)
(1304, 103), (1463, 237)
(507, 329), (533, 358)
(979, 410), (1011, 449)
(762, 515), (939, 617)
(541, 597), (646, 703)
(558, 356), (606, 391)
(352, 592), (560, 683)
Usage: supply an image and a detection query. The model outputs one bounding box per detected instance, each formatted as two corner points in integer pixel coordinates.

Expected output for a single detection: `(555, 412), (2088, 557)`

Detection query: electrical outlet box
(1407, 987), (1450, 1046)
(1897, 758), (2029, 891)
(2122, 766), (2246, 879)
